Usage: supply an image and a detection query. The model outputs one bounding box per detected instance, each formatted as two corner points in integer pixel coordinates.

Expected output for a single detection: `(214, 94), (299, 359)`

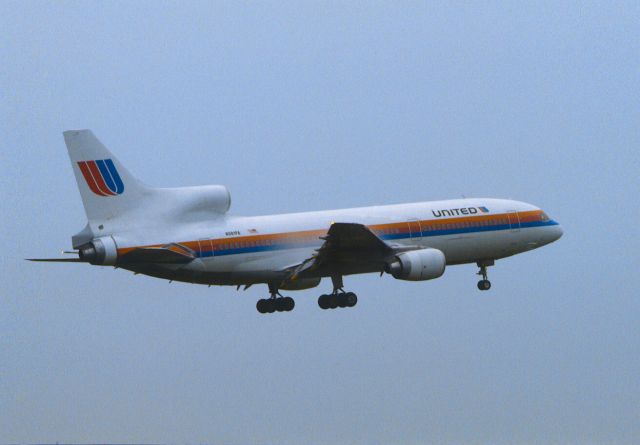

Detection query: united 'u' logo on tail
(77, 159), (124, 196)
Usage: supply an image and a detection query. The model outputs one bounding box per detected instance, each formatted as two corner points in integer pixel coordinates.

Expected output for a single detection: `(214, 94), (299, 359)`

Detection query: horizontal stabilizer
(26, 258), (84, 262)
(118, 245), (195, 264)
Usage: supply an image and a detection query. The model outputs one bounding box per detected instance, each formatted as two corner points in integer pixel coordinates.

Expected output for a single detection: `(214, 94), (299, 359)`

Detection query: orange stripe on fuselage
(116, 210), (546, 256)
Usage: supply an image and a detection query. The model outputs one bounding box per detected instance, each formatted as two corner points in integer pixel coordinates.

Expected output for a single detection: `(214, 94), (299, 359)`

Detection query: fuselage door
(407, 219), (423, 241)
(198, 238), (214, 258)
(507, 210), (521, 232)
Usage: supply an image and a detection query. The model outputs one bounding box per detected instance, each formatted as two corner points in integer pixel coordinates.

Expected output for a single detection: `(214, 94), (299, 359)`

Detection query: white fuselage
(116, 198), (563, 286)
(47, 130), (563, 308)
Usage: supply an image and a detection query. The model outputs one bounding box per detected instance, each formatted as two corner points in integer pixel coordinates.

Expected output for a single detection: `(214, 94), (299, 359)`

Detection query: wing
(291, 222), (395, 278)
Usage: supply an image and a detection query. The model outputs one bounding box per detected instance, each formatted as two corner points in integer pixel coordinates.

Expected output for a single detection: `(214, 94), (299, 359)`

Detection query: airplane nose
(549, 223), (563, 242)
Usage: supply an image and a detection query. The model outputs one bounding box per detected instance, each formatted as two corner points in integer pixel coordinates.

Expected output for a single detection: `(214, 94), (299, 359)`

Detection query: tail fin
(64, 130), (231, 247)
(64, 130), (149, 222)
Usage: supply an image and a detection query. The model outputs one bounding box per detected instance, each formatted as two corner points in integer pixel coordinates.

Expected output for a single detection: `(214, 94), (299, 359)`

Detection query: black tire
(265, 299), (276, 313)
(275, 298), (287, 312)
(345, 292), (357, 307)
(284, 296), (295, 311)
(337, 293), (348, 308)
(328, 295), (339, 309)
(256, 299), (268, 314)
(477, 280), (491, 291)
(318, 295), (330, 310)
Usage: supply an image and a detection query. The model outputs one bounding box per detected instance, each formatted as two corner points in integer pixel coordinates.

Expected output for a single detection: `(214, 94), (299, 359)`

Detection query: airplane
(29, 130), (563, 314)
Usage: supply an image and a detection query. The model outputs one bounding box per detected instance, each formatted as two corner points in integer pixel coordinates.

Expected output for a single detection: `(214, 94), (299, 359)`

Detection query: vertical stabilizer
(64, 130), (149, 223)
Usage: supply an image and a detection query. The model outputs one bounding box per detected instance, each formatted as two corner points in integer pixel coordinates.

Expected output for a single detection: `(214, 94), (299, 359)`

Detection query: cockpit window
(540, 212), (550, 222)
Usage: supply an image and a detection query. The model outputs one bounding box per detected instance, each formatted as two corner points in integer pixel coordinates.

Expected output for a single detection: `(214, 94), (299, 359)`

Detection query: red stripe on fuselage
(77, 161), (108, 196)
(117, 210), (548, 257)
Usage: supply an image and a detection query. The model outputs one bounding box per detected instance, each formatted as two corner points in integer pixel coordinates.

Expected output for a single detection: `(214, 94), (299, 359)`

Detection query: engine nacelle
(385, 248), (446, 281)
(280, 277), (321, 291)
(78, 236), (118, 265)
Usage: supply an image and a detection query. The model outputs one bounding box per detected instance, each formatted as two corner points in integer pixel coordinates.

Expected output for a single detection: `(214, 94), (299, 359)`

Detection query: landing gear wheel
(476, 260), (494, 291)
(283, 296), (295, 311)
(256, 298), (276, 313)
(318, 276), (358, 311)
(275, 298), (287, 312)
(257, 283), (295, 314)
(265, 299), (276, 313)
(318, 295), (330, 310)
(256, 299), (268, 313)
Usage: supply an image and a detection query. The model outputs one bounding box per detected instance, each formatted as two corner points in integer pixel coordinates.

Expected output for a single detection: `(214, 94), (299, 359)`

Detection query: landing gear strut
(476, 260), (493, 291)
(318, 275), (358, 310)
(256, 283), (295, 314)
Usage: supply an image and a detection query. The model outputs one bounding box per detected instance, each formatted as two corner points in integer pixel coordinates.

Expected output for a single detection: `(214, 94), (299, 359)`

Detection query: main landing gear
(256, 283), (295, 314)
(318, 275), (358, 310)
(476, 259), (494, 291)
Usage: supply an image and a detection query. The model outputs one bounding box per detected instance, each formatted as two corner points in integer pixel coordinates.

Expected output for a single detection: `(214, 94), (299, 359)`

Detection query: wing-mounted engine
(385, 248), (446, 281)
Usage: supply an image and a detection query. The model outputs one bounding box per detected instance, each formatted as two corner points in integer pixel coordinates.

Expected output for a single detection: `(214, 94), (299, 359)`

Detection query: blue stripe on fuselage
(198, 220), (559, 258)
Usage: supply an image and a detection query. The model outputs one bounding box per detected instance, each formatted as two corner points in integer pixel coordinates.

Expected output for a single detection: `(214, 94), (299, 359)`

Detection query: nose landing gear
(476, 260), (494, 291)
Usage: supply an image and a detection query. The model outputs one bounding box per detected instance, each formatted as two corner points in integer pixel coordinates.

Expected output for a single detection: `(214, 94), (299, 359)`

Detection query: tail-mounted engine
(78, 236), (118, 265)
(385, 248), (446, 281)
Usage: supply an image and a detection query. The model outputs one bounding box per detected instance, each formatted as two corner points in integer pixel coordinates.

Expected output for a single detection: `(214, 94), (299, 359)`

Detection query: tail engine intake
(78, 236), (118, 265)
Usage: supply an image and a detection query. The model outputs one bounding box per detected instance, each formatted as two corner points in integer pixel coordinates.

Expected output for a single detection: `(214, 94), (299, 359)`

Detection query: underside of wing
(292, 222), (395, 278)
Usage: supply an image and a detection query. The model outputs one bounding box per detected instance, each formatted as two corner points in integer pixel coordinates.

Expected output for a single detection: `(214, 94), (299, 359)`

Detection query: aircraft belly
(121, 258), (206, 283)
(198, 247), (316, 285)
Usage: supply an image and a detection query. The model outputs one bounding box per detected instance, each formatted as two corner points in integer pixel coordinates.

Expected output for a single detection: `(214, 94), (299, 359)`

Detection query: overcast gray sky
(1, 1), (639, 444)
